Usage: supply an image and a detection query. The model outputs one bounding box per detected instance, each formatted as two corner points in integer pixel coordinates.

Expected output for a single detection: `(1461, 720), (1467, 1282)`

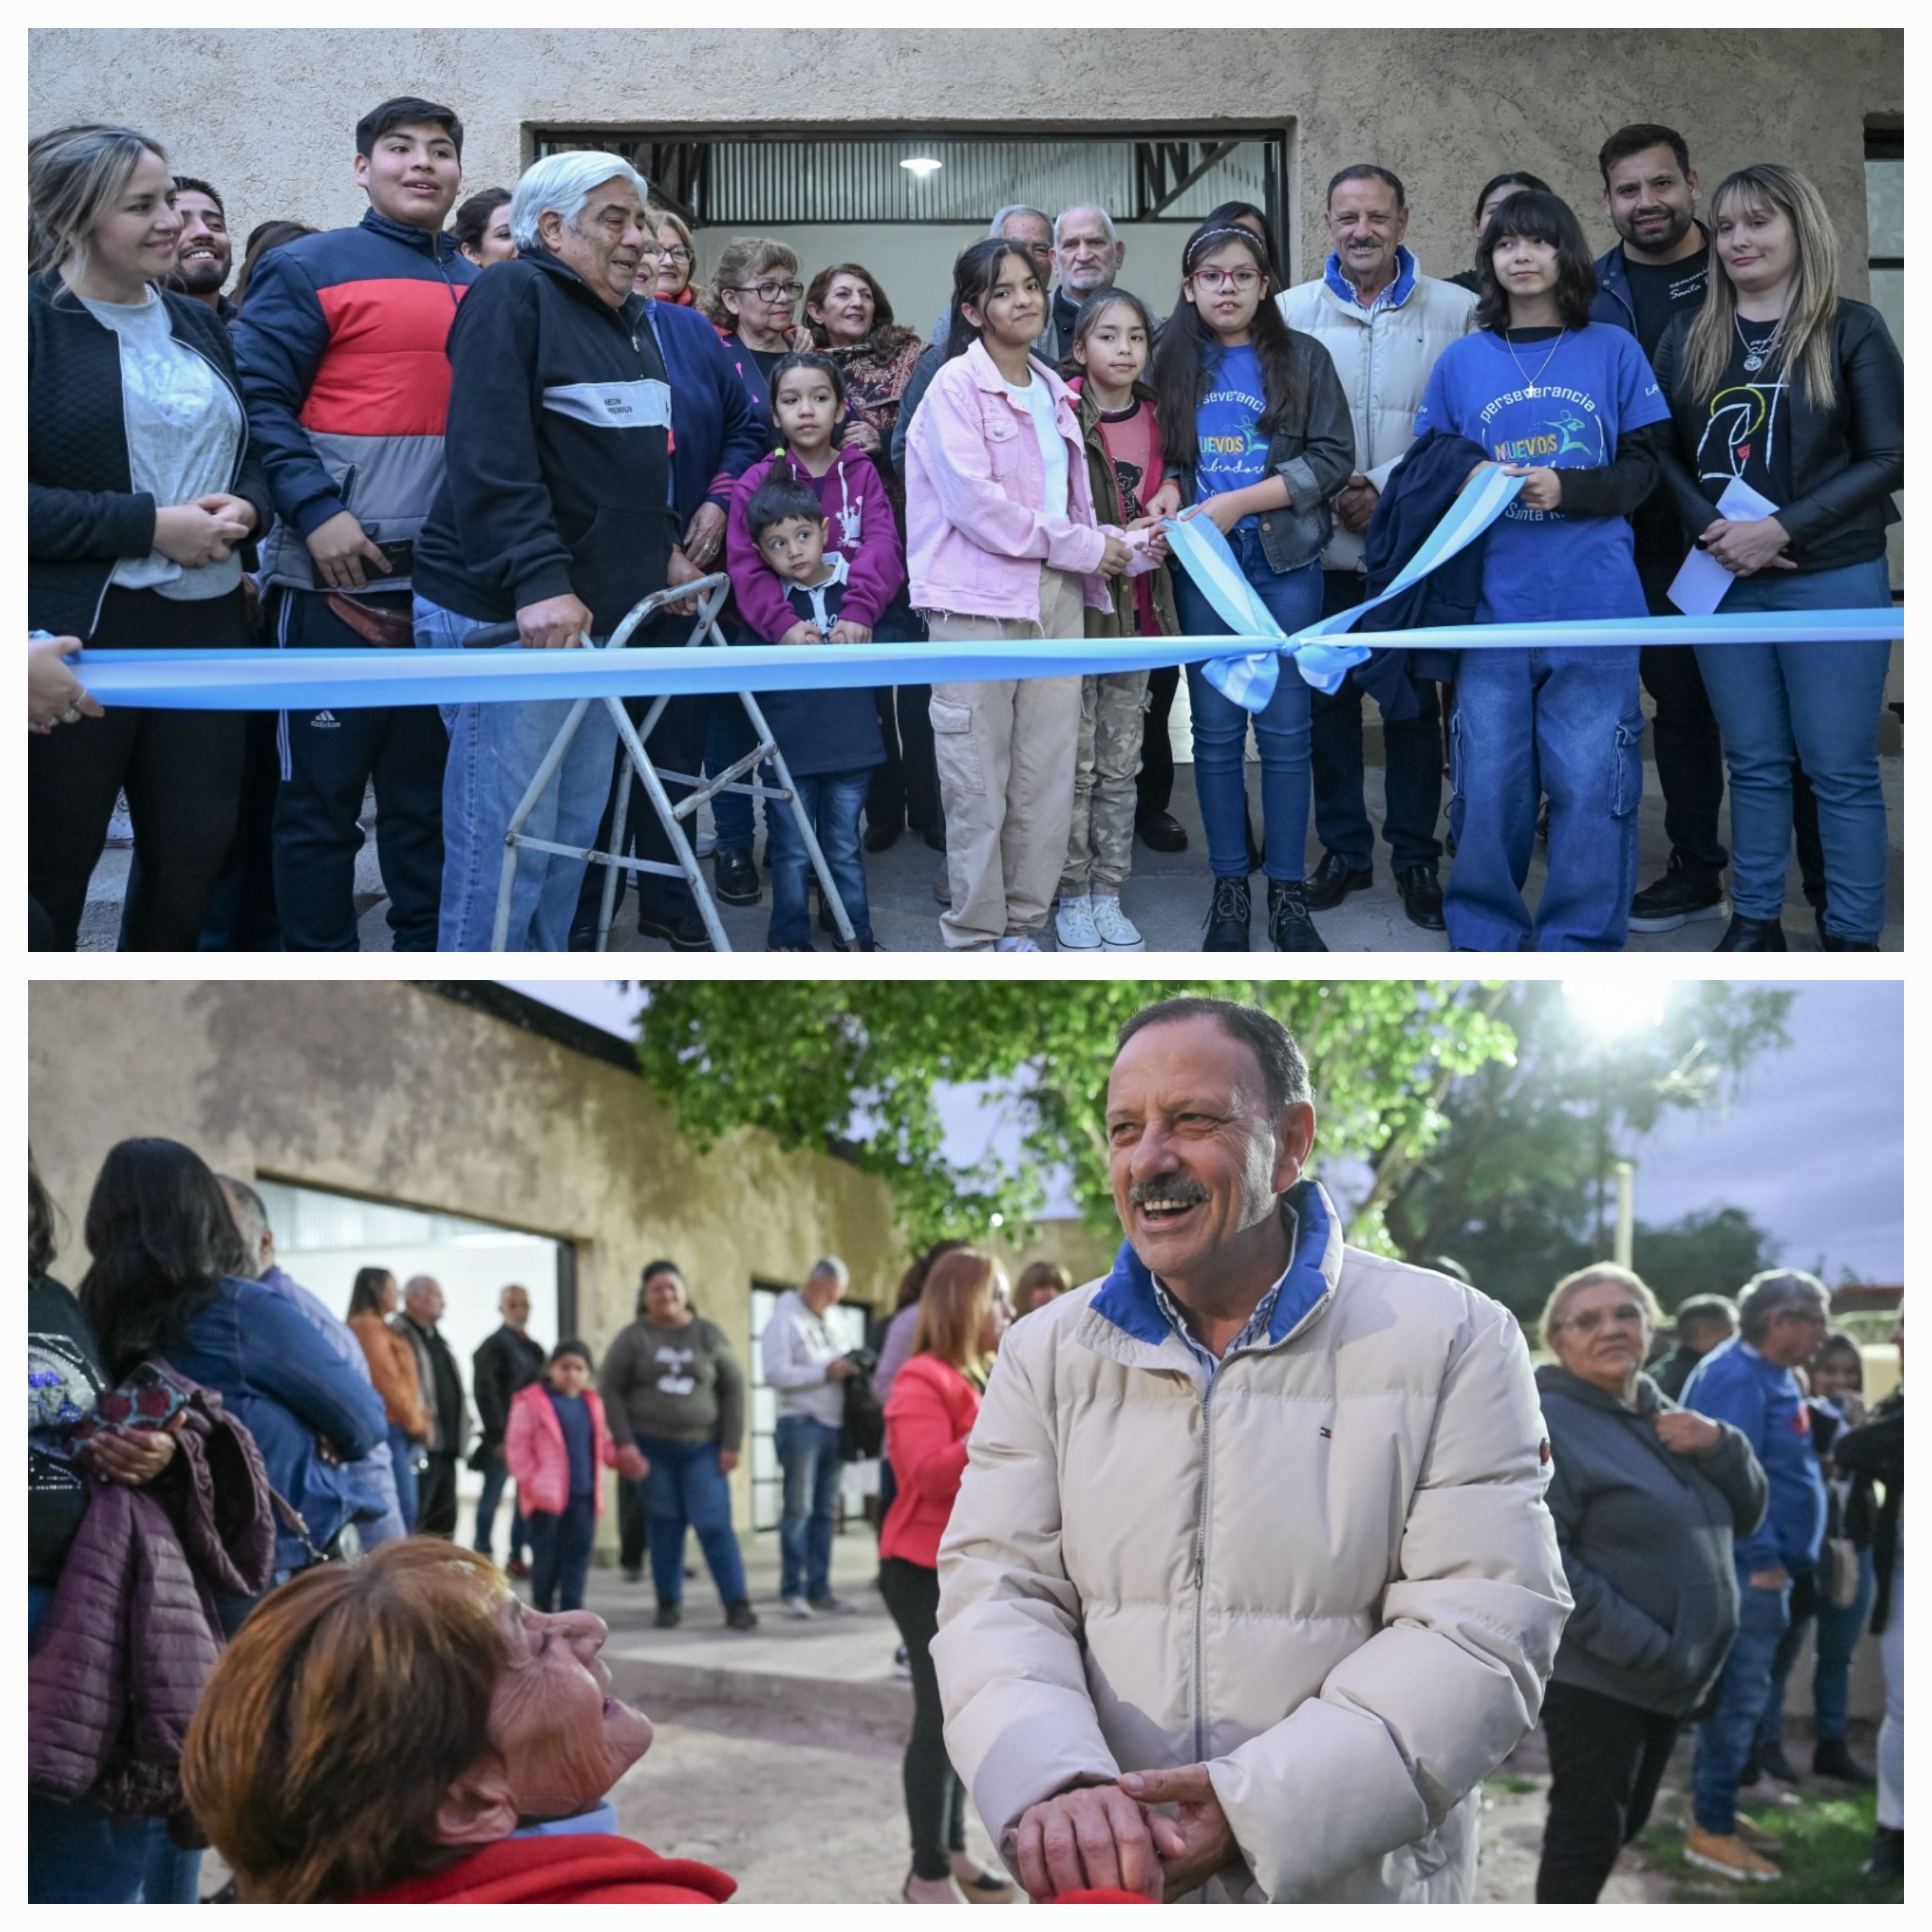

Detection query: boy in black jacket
(732, 473), (885, 952)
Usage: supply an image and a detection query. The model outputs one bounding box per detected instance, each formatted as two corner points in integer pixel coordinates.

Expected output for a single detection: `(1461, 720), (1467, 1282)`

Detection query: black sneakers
(1203, 877), (1252, 950)
(1303, 849), (1372, 910)
(1629, 853), (1728, 932)
(1267, 879), (1328, 952)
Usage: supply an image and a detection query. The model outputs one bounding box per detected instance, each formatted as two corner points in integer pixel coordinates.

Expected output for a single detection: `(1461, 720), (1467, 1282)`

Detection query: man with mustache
(933, 996), (1570, 1902)
(168, 177), (236, 322)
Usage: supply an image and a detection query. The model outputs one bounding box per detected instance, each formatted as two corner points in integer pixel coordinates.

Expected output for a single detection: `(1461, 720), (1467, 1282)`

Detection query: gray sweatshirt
(759, 1289), (847, 1430)
(600, 1316), (745, 1451)
(1536, 1363), (1768, 1717)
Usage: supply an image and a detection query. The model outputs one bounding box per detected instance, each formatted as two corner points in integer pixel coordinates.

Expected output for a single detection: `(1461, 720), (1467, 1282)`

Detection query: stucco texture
(28, 29), (1902, 299)
(28, 979), (911, 1529)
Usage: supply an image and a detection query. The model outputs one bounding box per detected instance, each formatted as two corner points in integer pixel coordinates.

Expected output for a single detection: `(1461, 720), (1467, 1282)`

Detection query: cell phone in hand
(360, 527), (415, 579)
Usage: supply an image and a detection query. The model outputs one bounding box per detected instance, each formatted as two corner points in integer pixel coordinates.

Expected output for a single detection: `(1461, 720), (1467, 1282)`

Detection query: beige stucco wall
(27, 979), (910, 1537)
(29, 28), (1902, 309)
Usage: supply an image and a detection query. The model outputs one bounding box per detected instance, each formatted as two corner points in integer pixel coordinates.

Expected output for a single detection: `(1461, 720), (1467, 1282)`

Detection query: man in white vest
(1277, 166), (1477, 934)
(933, 996), (1568, 1902)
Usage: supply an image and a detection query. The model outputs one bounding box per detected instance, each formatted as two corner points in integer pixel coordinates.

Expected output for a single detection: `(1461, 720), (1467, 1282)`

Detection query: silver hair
(1737, 1269), (1830, 1342)
(511, 151), (651, 254)
(1054, 203), (1118, 248)
(402, 1273), (441, 1302)
(989, 203), (1051, 239)
(808, 1256), (850, 1287)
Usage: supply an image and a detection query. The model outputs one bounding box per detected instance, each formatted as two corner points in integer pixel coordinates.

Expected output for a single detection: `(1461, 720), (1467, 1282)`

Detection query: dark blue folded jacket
(645, 305), (771, 525)
(1682, 1336), (1829, 1577)
(1347, 428), (1493, 700)
(737, 559), (885, 780)
(165, 1275), (388, 1572)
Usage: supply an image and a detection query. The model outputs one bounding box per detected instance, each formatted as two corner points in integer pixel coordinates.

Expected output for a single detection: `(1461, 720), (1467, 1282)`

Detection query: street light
(1562, 982), (1669, 1256)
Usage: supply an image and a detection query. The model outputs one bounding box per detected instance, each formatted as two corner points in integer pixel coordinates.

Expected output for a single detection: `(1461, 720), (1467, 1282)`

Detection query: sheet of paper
(1666, 477), (1784, 615)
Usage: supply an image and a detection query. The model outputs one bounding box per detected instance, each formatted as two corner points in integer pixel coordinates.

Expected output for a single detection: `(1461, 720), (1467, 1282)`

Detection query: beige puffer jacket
(1276, 257), (1478, 574)
(932, 1181), (1570, 1903)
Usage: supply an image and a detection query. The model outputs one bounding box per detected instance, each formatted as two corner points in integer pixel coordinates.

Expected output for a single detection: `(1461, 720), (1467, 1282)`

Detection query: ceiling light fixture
(900, 156), (943, 178)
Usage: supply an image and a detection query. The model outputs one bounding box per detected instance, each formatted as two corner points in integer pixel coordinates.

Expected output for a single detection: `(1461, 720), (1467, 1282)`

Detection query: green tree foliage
(1632, 1205), (1784, 1313)
(1380, 981), (1795, 1318)
(631, 979), (1517, 1246)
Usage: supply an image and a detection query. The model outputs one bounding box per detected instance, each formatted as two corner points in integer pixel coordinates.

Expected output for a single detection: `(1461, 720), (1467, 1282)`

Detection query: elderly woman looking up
(1532, 1264), (1767, 1902)
(180, 1540), (737, 1903)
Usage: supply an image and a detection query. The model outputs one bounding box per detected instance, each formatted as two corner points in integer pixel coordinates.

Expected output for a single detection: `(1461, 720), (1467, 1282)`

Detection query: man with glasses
(1678, 1271), (1832, 1883)
(1277, 164), (1475, 933)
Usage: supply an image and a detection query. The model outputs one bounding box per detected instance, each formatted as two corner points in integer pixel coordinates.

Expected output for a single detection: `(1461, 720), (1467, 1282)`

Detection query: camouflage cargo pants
(1061, 669), (1150, 898)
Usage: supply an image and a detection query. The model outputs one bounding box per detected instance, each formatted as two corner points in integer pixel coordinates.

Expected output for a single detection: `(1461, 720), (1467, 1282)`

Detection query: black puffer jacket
(1651, 298), (1902, 572)
(1538, 1363), (1767, 1717)
(28, 269), (272, 637)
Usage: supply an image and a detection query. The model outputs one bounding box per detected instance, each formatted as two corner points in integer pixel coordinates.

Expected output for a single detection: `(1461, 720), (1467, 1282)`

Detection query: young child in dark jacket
(729, 471), (887, 951)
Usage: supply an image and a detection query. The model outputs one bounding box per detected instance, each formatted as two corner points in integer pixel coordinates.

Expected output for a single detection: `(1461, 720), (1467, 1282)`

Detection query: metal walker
(472, 574), (858, 953)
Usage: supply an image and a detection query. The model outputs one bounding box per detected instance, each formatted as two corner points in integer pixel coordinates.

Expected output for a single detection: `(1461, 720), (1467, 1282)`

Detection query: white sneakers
(1055, 894), (1144, 952)
(781, 1595), (812, 1619)
(994, 933), (1040, 952)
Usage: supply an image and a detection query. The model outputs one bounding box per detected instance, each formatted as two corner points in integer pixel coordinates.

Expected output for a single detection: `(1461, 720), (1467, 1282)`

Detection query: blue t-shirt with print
(1195, 343), (1270, 531)
(1413, 322), (1669, 623)
(546, 1387), (595, 1498)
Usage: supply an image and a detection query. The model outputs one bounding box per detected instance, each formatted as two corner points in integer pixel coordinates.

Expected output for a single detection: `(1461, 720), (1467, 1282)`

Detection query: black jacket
(395, 1314), (467, 1458)
(1651, 298), (1902, 572)
(1537, 1364), (1768, 1718)
(471, 1324), (546, 1457)
(28, 269), (272, 637)
(1833, 1391), (1903, 1634)
(414, 247), (679, 630)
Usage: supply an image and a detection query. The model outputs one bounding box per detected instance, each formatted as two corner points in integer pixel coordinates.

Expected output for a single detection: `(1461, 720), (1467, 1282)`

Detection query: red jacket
(363, 1834), (735, 1902)
(879, 1354), (981, 1569)
(504, 1383), (622, 1519)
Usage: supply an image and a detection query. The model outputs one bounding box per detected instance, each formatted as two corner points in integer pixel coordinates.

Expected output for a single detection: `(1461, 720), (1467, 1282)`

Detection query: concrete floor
(78, 714), (1903, 955)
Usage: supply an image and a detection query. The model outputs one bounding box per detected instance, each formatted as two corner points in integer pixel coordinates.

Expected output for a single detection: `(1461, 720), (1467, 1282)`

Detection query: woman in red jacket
(505, 1341), (626, 1614)
(879, 1248), (1015, 1903)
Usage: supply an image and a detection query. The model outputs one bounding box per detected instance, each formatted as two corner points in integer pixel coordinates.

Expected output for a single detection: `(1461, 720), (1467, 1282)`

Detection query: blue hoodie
(1681, 1335), (1826, 1576)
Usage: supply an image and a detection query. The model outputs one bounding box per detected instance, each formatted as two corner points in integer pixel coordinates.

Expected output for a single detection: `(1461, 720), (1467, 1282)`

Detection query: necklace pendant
(1742, 354), (1764, 372)
(1525, 384), (1537, 397)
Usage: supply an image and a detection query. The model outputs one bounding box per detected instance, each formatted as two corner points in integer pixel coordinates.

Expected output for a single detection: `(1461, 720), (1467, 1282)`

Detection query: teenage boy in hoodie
(232, 97), (476, 952)
(1590, 124), (1733, 939)
(412, 152), (705, 953)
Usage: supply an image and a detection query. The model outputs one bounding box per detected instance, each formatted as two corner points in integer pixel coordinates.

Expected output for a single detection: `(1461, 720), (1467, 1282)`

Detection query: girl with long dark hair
(1650, 164), (1902, 952)
(903, 238), (1156, 951)
(1413, 188), (1673, 951)
(1150, 221), (1355, 951)
(80, 1138), (384, 1583)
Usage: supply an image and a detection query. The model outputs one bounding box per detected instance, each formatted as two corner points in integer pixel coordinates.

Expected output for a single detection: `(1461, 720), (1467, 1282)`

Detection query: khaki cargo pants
(1060, 669), (1150, 899)
(926, 567), (1085, 950)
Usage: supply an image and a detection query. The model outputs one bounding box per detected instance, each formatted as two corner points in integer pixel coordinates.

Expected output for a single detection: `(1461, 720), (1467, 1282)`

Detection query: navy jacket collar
(1090, 1177), (1342, 1351)
(358, 205), (464, 262)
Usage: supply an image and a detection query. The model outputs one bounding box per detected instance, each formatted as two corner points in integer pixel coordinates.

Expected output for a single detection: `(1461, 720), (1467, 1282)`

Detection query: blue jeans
(415, 594), (619, 951)
(766, 767), (872, 947)
(706, 699), (762, 853)
(1695, 557), (1893, 941)
(1446, 645), (1643, 951)
(636, 1434), (749, 1608)
(1762, 1546), (1876, 1747)
(473, 1451), (528, 1565)
(527, 1494), (596, 1613)
(1691, 1576), (1791, 1833)
(775, 1413), (843, 1601)
(28, 1586), (204, 1902)
(386, 1421), (420, 1533)
(1175, 538), (1322, 881)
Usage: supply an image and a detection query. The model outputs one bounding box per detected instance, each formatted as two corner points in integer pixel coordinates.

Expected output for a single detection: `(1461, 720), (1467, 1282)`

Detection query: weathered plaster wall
(29, 29), (1902, 298)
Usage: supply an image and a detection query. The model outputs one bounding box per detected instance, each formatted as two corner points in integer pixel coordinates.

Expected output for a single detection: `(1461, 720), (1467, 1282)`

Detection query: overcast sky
(504, 978), (1904, 1283)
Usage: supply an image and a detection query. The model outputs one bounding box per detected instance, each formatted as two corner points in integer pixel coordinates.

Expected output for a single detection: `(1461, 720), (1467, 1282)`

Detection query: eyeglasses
(1556, 1303), (1648, 1334)
(634, 241), (664, 259)
(1189, 266), (1263, 292)
(736, 279), (804, 303)
(659, 246), (693, 265)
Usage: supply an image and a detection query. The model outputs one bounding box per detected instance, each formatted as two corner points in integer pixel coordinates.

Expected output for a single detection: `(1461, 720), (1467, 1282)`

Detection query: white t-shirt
(80, 289), (244, 602)
(1010, 370), (1069, 519)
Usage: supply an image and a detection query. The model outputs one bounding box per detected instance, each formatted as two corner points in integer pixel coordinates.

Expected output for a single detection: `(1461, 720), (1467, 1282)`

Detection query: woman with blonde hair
(1650, 163), (1902, 952)
(878, 1249), (1016, 1902)
(700, 233), (814, 427)
(650, 205), (700, 308)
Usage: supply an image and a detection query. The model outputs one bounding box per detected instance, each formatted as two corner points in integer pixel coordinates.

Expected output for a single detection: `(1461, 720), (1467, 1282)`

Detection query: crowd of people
(28, 1006), (1904, 1900)
(28, 100), (1902, 953)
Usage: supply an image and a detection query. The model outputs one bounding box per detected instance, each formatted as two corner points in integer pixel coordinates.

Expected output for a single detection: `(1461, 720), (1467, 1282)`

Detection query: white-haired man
(1046, 204), (1131, 359)
(413, 151), (705, 950)
(760, 1256), (860, 1617)
(933, 996), (1570, 1902)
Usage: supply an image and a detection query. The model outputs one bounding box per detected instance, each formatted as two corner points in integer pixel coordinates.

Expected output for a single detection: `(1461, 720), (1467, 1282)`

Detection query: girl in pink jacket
(902, 238), (1160, 952)
(504, 1342), (624, 1613)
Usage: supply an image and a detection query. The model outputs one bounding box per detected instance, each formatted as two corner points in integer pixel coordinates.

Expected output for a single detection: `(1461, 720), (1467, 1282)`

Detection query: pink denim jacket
(904, 340), (1126, 627)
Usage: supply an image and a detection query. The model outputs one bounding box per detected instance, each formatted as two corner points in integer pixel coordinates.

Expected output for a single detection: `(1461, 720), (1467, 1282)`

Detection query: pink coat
(504, 1382), (622, 1519)
(726, 442), (905, 637)
(903, 339), (1122, 626)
